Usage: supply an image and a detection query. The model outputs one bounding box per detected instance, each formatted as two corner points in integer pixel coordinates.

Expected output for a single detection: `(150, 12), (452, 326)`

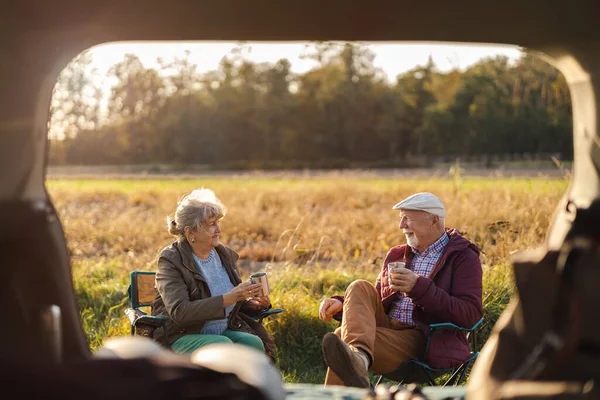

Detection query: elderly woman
(151, 188), (275, 360)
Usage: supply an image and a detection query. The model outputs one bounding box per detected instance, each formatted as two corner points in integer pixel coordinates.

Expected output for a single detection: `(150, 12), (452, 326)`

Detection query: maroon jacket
(334, 228), (482, 369)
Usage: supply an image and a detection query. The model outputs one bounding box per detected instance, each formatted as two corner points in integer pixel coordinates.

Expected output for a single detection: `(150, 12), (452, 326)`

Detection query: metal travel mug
(388, 261), (405, 284)
(250, 272), (270, 297)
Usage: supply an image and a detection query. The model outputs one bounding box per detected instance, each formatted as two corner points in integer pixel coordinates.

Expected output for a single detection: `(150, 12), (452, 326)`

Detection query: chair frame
(125, 271), (285, 345)
(255, 308), (285, 324)
(125, 271), (169, 345)
(375, 318), (484, 387)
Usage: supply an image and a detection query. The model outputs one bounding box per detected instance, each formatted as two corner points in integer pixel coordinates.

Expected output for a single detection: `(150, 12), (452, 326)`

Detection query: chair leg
(424, 370), (436, 386)
(455, 360), (471, 386)
(442, 363), (466, 387)
(163, 324), (169, 346)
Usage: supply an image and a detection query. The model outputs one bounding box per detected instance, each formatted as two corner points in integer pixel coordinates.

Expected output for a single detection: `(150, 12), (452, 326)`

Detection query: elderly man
(319, 192), (482, 388)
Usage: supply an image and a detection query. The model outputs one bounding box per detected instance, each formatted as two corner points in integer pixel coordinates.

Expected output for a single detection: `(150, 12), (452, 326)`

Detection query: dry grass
(47, 175), (568, 383)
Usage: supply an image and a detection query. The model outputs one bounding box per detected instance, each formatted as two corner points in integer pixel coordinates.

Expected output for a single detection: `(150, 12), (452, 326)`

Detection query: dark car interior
(1, 1), (599, 399)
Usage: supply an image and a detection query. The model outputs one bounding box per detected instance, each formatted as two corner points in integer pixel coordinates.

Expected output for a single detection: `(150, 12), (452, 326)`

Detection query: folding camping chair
(124, 271), (169, 344)
(124, 271), (285, 344)
(375, 318), (484, 387)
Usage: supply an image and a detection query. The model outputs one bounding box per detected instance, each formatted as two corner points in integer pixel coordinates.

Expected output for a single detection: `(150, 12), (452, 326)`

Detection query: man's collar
(410, 232), (449, 256)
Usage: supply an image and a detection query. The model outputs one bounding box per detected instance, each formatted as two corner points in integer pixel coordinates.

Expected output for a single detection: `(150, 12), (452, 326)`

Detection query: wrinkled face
(398, 209), (436, 250)
(190, 218), (222, 249)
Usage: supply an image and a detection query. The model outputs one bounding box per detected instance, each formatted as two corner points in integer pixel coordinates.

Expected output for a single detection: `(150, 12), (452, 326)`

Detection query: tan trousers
(324, 280), (426, 386)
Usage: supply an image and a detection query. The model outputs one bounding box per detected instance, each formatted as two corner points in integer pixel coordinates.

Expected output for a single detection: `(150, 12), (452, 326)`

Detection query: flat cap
(392, 192), (446, 218)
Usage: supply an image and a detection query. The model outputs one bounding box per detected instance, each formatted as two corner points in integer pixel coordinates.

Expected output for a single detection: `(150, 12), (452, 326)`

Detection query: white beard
(406, 234), (420, 249)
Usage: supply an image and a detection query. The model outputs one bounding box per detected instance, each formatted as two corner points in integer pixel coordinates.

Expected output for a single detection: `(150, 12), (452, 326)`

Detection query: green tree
(48, 50), (103, 164)
(105, 54), (167, 162)
(49, 44), (573, 168)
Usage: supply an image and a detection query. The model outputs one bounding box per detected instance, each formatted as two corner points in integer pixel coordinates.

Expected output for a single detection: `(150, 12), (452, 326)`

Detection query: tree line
(48, 43), (572, 169)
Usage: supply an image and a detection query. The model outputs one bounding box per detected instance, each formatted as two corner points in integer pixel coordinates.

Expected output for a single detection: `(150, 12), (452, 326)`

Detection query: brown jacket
(150, 240), (276, 362)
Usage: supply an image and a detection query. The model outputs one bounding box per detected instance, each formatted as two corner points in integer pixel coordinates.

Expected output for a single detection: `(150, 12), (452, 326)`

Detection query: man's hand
(319, 298), (343, 322)
(389, 268), (419, 293)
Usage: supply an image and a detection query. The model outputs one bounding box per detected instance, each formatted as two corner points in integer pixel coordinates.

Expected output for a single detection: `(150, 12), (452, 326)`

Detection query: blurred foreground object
(191, 343), (285, 400)
(95, 336), (169, 359)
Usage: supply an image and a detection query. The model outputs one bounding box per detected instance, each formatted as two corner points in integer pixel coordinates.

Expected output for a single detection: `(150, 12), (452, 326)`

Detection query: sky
(87, 41), (523, 83)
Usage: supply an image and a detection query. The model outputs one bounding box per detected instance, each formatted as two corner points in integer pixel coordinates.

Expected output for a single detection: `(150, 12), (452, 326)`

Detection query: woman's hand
(240, 296), (271, 317)
(247, 296), (270, 310)
(223, 281), (263, 307)
(319, 298), (343, 322)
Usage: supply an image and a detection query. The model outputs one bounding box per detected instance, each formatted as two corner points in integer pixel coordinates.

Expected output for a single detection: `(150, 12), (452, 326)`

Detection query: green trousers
(171, 329), (265, 354)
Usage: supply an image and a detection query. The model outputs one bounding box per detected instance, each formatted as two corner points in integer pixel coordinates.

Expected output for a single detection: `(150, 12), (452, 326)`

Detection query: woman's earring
(191, 237), (195, 243)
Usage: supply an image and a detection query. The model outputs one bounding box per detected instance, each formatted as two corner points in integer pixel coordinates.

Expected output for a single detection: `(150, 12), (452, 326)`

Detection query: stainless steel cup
(388, 261), (405, 284)
(250, 272), (270, 297)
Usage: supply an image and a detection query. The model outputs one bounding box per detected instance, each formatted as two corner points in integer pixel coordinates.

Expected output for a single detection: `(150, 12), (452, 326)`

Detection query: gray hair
(167, 188), (226, 239)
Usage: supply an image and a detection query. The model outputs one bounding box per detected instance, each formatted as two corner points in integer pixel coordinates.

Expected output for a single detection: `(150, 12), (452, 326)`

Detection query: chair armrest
(429, 318), (483, 332)
(423, 318), (484, 360)
(261, 308), (284, 318)
(257, 308), (284, 324)
(133, 315), (167, 328)
(125, 308), (147, 324)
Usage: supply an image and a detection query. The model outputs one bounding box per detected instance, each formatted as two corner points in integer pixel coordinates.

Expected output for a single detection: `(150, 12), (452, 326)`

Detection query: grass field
(46, 175), (569, 384)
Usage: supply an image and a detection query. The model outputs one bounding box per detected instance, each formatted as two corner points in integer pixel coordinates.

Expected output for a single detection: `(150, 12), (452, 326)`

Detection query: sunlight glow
(87, 41), (522, 89)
